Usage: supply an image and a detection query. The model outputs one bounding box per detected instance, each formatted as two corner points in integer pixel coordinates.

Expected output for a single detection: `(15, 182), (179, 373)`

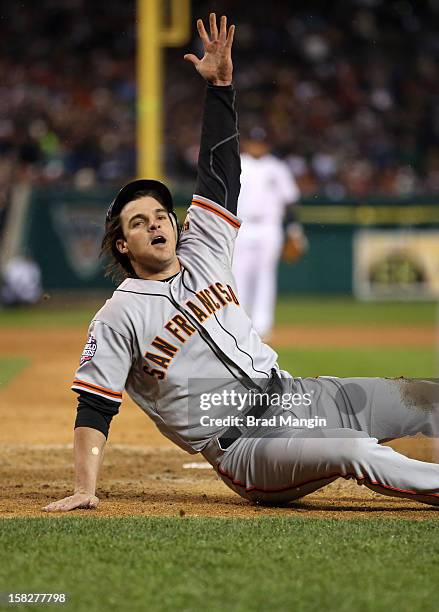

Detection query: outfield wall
(2, 186), (439, 296)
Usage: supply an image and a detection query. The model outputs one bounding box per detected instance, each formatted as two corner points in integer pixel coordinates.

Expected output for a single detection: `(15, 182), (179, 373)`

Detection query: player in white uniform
(44, 14), (439, 513)
(232, 128), (303, 338)
(1, 255), (42, 306)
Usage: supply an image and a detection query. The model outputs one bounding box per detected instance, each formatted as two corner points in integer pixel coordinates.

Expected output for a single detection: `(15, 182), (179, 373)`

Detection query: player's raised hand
(42, 492), (100, 512)
(184, 13), (235, 86)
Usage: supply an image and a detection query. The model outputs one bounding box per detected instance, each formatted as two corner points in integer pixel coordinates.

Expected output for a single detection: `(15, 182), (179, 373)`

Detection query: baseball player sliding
(44, 14), (439, 513)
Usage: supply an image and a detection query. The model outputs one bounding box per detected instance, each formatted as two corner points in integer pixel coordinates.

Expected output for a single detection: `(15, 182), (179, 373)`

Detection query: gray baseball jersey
(73, 194), (278, 453)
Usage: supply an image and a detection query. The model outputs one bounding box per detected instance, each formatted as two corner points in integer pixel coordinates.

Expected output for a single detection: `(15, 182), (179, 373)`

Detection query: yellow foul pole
(137, 0), (162, 180)
(137, 0), (190, 180)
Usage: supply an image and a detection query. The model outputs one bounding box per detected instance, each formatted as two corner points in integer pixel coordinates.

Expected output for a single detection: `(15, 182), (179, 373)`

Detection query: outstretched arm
(43, 320), (128, 513)
(42, 427), (104, 512)
(184, 14), (240, 214)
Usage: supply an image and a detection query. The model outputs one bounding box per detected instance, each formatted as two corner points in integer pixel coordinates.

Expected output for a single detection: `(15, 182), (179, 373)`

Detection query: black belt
(217, 369), (283, 451)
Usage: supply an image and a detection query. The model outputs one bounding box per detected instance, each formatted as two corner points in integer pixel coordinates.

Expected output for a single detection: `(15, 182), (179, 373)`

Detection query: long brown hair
(100, 188), (167, 283)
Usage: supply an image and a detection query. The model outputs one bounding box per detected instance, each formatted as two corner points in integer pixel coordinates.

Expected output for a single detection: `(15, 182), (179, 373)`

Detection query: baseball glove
(282, 223), (309, 263)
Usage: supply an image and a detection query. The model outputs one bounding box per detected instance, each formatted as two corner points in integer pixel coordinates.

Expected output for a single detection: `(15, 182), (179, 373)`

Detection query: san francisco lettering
(143, 281), (239, 379)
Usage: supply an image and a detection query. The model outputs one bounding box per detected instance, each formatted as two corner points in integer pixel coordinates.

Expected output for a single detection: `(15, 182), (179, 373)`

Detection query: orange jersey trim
(192, 199), (241, 229)
(72, 379), (122, 400)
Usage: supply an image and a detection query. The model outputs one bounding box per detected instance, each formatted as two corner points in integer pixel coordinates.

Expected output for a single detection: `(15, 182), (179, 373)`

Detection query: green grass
(276, 296), (436, 326)
(0, 517), (438, 612)
(0, 304), (99, 328)
(0, 297), (436, 328)
(0, 357), (29, 387)
(276, 347), (436, 378)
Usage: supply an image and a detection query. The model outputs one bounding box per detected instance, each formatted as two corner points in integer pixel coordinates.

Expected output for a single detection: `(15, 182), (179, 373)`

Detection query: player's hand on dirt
(184, 13), (235, 86)
(42, 492), (99, 512)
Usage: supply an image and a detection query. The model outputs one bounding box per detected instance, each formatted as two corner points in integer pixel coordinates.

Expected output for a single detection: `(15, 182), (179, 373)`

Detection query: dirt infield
(1, 443), (439, 520)
(1, 326), (438, 520)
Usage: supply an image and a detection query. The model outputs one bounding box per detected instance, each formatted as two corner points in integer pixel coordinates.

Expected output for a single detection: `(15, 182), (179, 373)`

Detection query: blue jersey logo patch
(80, 334), (97, 365)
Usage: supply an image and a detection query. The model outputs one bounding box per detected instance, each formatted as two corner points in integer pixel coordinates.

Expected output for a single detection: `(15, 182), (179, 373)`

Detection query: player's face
(116, 196), (178, 277)
(242, 139), (270, 158)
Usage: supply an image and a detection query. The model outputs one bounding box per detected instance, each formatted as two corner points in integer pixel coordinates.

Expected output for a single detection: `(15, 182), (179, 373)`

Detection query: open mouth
(151, 235), (167, 246)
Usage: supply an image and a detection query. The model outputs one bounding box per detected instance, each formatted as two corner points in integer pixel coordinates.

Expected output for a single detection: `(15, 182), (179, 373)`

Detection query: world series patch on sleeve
(80, 333), (97, 366)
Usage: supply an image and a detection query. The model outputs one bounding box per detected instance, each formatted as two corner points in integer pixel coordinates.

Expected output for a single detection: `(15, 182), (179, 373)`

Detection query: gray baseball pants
(202, 376), (439, 506)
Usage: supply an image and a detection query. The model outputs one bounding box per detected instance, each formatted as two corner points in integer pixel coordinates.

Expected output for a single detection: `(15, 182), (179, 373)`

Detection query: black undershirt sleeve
(75, 391), (121, 439)
(195, 83), (241, 215)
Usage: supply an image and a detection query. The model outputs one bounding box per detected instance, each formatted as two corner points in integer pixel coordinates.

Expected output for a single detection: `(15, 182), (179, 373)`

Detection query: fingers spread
(209, 12), (218, 40)
(197, 18), (210, 45)
(219, 15), (227, 43)
(183, 54), (200, 66)
(226, 24), (235, 49)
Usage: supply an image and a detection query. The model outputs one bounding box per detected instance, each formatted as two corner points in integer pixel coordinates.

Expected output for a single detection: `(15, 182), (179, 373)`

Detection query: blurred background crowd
(1, 0), (439, 223)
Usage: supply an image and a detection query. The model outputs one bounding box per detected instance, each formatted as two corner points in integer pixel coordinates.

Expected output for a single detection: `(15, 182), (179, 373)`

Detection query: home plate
(183, 462), (212, 469)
